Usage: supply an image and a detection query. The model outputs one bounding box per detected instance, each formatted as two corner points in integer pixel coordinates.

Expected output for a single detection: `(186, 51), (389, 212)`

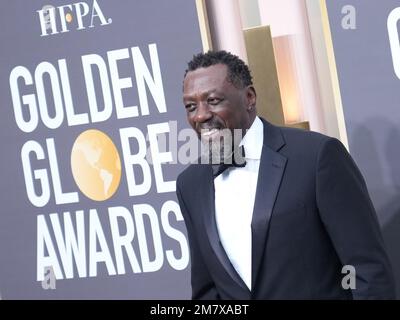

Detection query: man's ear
(246, 85), (257, 110)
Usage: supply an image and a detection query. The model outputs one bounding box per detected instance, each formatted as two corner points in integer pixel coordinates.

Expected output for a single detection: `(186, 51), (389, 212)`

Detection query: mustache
(197, 121), (224, 131)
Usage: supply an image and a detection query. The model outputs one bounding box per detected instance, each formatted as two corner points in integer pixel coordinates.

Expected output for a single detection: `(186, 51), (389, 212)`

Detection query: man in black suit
(176, 50), (395, 299)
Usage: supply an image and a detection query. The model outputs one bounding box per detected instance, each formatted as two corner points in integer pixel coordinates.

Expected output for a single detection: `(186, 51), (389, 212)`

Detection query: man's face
(183, 64), (255, 145)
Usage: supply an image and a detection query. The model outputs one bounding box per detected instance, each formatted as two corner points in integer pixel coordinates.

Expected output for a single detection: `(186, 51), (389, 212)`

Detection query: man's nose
(194, 102), (212, 123)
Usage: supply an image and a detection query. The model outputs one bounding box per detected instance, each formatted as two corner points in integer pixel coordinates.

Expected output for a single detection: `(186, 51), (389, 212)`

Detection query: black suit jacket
(176, 118), (395, 299)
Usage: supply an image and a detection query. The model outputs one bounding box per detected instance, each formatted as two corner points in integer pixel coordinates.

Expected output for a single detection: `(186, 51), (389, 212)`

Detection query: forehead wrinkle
(183, 88), (219, 101)
(184, 76), (232, 93)
(183, 65), (236, 101)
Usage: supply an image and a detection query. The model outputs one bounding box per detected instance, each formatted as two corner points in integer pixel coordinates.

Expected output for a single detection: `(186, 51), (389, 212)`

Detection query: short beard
(200, 129), (243, 164)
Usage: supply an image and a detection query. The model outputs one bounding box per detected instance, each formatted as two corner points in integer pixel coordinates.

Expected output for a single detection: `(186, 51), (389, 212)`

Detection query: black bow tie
(212, 146), (246, 177)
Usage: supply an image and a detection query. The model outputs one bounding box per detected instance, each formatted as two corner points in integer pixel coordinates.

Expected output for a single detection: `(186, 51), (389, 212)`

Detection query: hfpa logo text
(37, 0), (112, 37)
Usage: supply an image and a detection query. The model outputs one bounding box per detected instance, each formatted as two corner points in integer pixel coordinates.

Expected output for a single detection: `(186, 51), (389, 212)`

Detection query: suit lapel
(200, 165), (250, 294)
(198, 119), (287, 294)
(251, 119), (287, 289)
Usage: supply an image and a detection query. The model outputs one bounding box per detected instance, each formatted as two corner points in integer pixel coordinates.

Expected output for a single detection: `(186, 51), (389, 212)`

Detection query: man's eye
(185, 103), (196, 112)
(208, 98), (222, 105)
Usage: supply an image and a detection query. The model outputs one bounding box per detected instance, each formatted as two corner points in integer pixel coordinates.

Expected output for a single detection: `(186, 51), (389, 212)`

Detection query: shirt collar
(239, 116), (263, 160)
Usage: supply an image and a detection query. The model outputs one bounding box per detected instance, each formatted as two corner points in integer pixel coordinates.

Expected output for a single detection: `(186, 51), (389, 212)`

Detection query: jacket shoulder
(268, 122), (347, 163)
(261, 117), (334, 153)
(279, 125), (331, 147)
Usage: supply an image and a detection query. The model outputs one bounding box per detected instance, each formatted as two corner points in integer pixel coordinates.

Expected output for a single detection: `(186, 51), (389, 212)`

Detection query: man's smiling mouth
(200, 128), (220, 138)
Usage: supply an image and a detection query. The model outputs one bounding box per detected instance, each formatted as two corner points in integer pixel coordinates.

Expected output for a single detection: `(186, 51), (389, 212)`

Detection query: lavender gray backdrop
(0, 0), (201, 299)
(327, 0), (400, 298)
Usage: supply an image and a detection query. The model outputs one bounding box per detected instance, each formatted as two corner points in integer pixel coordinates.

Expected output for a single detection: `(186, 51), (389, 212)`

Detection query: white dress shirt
(214, 116), (264, 290)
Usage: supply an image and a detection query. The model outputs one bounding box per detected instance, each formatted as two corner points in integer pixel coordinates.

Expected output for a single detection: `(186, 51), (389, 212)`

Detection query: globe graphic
(71, 129), (122, 201)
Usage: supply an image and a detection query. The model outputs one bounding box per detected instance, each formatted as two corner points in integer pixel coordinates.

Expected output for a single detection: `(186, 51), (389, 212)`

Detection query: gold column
(244, 26), (309, 130)
(244, 26), (285, 126)
(196, 0), (213, 51)
(196, 5), (309, 130)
